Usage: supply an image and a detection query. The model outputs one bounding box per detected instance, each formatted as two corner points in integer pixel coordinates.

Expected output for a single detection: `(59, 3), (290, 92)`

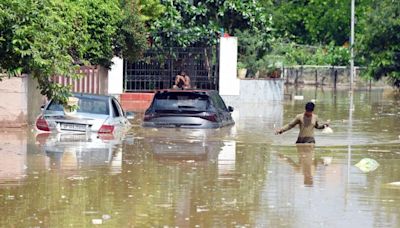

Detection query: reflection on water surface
(0, 88), (399, 227)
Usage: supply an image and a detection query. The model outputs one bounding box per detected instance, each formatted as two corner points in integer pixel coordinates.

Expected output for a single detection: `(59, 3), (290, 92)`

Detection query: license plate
(60, 123), (87, 131)
(60, 134), (88, 142)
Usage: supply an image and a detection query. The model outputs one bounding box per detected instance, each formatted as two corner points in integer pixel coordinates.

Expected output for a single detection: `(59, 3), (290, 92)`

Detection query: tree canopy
(1, 0), (399, 93)
(0, 0), (146, 104)
(358, 0), (400, 87)
(149, 0), (272, 47)
(271, 0), (351, 46)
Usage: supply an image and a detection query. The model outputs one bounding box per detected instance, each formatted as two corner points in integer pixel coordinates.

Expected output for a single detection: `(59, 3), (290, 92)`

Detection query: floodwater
(0, 88), (399, 227)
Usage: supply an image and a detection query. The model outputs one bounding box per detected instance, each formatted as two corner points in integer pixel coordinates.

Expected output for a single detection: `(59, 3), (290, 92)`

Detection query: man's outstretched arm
(276, 116), (300, 134)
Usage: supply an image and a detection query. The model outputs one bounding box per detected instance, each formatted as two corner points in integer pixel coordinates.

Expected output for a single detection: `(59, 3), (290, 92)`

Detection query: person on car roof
(173, 70), (191, 89)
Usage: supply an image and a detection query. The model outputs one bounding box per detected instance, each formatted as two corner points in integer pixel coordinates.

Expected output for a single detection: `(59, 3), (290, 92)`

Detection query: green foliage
(0, 0), (146, 104)
(115, 0), (147, 62)
(236, 29), (270, 77)
(285, 42), (349, 66)
(226, 0), (351, 78)
(138, 0), (165, 23)
(324, 42), (350, 66)
(284, 44), (310, 66)
(150, 0), (272, 47)
(237, 35), (350, 77)
(304, 0), (350, 45)
(358, 0), (400, 88)
(271, 0), (350, 46)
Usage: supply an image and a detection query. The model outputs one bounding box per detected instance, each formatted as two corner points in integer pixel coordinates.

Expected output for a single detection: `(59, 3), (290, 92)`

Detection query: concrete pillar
(108, 57), (124, 95)
(219, 37), (240, 96)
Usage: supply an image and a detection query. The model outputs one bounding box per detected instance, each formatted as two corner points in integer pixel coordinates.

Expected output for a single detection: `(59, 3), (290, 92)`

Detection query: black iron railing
(124, 46), (219, 92)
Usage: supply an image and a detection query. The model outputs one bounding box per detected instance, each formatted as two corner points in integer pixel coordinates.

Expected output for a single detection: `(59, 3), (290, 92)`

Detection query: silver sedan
(35, 93), (133, 134)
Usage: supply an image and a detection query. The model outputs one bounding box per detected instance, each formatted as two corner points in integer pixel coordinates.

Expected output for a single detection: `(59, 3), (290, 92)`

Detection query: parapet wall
(0, 76), (29, 127)
(0, 75), (43, 128)
(282, 66), (387, 88)
(222, 78), (284, 105)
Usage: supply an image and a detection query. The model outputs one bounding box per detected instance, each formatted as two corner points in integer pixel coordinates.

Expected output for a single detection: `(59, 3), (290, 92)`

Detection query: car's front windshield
(46, 97), (109, 115)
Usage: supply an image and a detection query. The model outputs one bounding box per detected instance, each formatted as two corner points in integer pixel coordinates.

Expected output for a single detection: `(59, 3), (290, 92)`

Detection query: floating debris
(355, 158), (379, 173)
(321, 157), (333, 166)
(67, 175), (88, 181)
(322, 127), (333, 134)
(92, 219), (103, 225)
(83, 211), (99, 215)
(196, 205), (209, 212)
(155, 204), (173, 208)
(102, 214), (111, 220)
(223, 198), (237, 205)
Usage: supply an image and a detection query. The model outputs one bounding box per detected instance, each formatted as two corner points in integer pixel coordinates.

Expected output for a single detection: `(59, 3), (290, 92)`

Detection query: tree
(271, 0), (350, 46)
(358, 0), (400, 88)
(137, 0), (165, 23)
(149, 0), (272, 47)
(145, 0), (273, 80)
(0, 0), (146, 105)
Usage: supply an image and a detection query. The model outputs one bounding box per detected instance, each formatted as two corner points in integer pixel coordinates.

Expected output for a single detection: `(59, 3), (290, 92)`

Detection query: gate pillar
(219, 37), (240, 96)
(108, 56), (124, 95)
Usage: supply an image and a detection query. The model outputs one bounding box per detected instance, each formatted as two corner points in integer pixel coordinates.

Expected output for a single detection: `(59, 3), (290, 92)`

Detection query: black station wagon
(143, 90), (235, 128)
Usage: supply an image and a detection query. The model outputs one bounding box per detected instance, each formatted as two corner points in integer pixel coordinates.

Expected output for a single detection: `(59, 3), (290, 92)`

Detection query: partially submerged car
(35, 93), (133, 134)
(143, 90), (234, 128)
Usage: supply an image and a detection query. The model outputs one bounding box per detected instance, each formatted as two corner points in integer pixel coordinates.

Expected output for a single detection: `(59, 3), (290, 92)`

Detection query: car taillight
(36, 115), (50, 131)
(201, 113), (218, 122)
(98, 125), (114, 134)
(144, 113), (159, 121)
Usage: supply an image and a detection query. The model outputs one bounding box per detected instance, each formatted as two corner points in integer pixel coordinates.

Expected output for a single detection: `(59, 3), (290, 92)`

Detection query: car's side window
(210, 93), (228, 111)
(114, 99), (125, 116)
(111, 99), (122, 117)
(47, 100), (63, 111)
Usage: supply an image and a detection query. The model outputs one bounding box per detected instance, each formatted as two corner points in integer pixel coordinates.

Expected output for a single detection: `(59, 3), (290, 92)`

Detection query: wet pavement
(0, 88), (399, 227)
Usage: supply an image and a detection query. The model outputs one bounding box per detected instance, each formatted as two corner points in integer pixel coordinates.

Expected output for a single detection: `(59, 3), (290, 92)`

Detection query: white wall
(221, 79), (284, 128)
(219, 37), (240, 96)
(108, 57), (124, 95)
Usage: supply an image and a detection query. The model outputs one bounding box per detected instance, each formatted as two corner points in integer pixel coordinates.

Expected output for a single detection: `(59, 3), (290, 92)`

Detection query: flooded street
(1, 88), (399, 227)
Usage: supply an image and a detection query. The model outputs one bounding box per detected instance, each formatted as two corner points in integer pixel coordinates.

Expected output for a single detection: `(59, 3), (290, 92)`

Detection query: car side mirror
(228, 106), (234, 112)
(125, 111), (135, 120)
(40, 105), (45, 111)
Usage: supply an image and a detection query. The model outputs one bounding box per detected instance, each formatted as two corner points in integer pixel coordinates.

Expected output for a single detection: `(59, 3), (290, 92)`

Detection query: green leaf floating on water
(355, 158), (379, 173)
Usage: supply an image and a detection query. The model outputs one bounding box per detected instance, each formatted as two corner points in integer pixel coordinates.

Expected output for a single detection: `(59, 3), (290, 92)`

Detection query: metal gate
(124, 46), (219, 92)
(53, 66), (102, 94)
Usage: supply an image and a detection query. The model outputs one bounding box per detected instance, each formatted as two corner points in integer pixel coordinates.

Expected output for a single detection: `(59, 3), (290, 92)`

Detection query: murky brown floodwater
(1, 88), (399, 227)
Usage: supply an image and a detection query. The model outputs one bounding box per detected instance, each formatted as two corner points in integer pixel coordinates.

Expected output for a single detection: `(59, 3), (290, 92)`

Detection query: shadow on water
(0, 88), (399, 227)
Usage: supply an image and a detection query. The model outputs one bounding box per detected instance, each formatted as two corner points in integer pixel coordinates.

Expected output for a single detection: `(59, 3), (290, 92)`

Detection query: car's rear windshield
(46, 97), (109, 115)
(153, 92), (209, 111)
